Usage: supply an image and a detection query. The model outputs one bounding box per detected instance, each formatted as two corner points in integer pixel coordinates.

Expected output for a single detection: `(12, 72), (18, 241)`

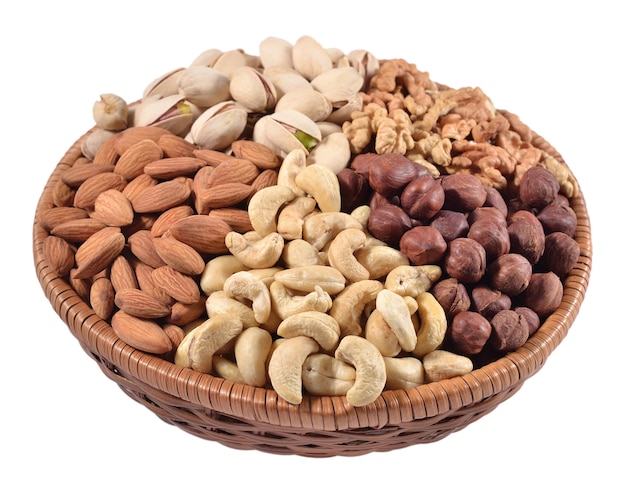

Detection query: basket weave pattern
(33, 129), (592, 457)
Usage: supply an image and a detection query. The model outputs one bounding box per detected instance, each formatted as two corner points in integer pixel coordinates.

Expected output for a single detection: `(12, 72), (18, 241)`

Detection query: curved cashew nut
(247, 266), (283, 288)
(276, 310), (340, 351)
(302, 211), (363, 250)
(269, 281), (332, 319)
(354, 245), (410, 280)
(174, 314), (244, 373)
(294, 163), (341, 212)
(350, 205), (371, 227)
(365, 309), (401, 357)
(276, 149), (307, 197)
(200, 254), (249, 295)
(422, 350), (473, 382)
(212, 356), (245, 384)
(375, 289), (417, 352)
(302, 353), (356, 396)
(205, 290), (258, 328)
(276, 196), (317, 240)
(234, 326), (273, 387)
(329, 280), (383, 337)
(225, 231), (284, 268)
(247, 185), (296, 236)
(384, 356), (425, 390)
(327, 228), (369, 283)
(268, 335), (320, 405)
(274, 264), (346, 295)
(384, 265), (442, 297)
(335, 336), (386, 407)
(282, 239), (325, 268)
(412, 292), (447, 357)
(223, 271), (272, 324)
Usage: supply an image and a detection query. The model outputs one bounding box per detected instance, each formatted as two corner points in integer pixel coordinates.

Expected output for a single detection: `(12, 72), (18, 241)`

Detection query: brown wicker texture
(33, 126), (592, 457)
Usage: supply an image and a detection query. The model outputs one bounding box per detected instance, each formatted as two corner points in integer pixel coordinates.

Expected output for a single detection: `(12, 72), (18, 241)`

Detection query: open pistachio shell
(177, 66), (231, 108)
(189, 48), (223, 67)
(275, 88), (332, 122)
(229, 66), (277, 112)
(143, 68), (186, 99)
(253, 109), (322, 157)
(311, 66), (364, 95)
(133, 94), (194, 136)
(188, 100), (247, 151)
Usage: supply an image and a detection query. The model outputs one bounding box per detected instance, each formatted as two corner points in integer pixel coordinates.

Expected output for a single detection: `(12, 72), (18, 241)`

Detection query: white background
(2, 1), (621, 499)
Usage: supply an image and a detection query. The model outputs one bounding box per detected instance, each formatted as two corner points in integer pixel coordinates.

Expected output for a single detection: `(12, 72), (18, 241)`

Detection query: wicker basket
(32, 126), (592, 458)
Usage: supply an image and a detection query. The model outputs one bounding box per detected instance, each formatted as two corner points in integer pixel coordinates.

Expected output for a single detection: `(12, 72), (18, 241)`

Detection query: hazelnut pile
(338, 153), (580, 365)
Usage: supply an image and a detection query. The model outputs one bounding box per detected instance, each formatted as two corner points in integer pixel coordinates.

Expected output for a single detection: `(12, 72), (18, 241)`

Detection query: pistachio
(133, 94), (194, 136)
(253, 109), (322, 157)
(263, 67), (312, 99)
(177, 66), (231, 108)
(259, 37), (294, 70)
(310, 66), (364, 96)
(93, 93), (128, 131)
(143, 67), (185, 98)
(230, 66), (277, 112)
(275, 88), (332, 122)
(292, 35), (333, 81)
(187, 101), (247, 150)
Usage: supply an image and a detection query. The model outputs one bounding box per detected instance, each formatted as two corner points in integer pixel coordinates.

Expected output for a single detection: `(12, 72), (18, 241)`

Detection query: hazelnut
(399, 226), (447, 265)
(441, 173), (487, 212)
(487, 253), (532, 297)
(489, 309), (530, 352)
(514, 306), (541, 336)
(471, 284), (512, 319)
(519, 272), (563, 318)
(467, 207), (507, 227)
(368, 153), (418, 198)
(367, 204), (413, 247)
(519, 166), (559, 209)
(430, 210), (469, 241)
(538, 231), (580, 277)
(467, 220), (510, 262)
(400, 175), (445, 221)
(537, 203), (577, 237)
(337, 168), (371, 212)
(449, 311), (492, 355)
(431, 278), (471, 318)
(483, 186), (509, 218)
(507, 210), (545, 265)
(444, 237), (486, 284)
(350, 152), (378, 180)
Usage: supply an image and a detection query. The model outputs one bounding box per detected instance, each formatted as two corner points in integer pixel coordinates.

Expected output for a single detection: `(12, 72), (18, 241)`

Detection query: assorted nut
(39, 36), (582, 408)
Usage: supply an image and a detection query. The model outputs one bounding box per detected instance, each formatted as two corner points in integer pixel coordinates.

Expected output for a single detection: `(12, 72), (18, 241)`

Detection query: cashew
(174, 314), (243, 373)
(350, 205), (371, 227)
(354, 245), (410, 280)
(327, 228), (369, 283)
(330, 280), (383, 337)
(302, 211), (363, 250)
(276, 310), (340, 351)
(234, 326), (273, 387)
(268, 336), (320, 404)
(274, 265), (346, 295)
(223, 271), (272, 324)
(276, 196), (317, 240)
(422, 350), (473, 382)
(200, 255), (249, 295)
(270, 281), (332, 319)
(375, 289), (417, 352)
(384, 265), (443, 297)
(276, 149), (307, 197)
(294, 163), (341, 212)
(225, 231), (284, 268)
(247, 266), (283, 288)
(364, 309), (401, 357)
(302, 353), (356, 396)
(384, 356), (425, 390)
(205, 290), (258, 328)
(335, 336), (386, 407)
(282, 239), (325, 268)
(412, 292), (447, 357)
(247, 185), (296, 236)
(212, 356), (246, 384)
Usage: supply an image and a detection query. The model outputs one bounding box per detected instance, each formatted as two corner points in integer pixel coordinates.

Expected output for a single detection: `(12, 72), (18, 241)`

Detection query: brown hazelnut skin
(337, 168), (371, 212)
(507, 210), (545, 265)
(368, 153), (418, 198)
(519, 166), (560, 209)
(431, 278), (471, 318)
(537, 203), (577, 237)
(483, 186), (509, 218)
(514, 306), (541, 336)
(471, 284), (512, 319)
(444, 237), (486, 284)
(519, 272), (563, 318)
(449, 311), (492, 355)
(489, 309), (530, 352)
(441, 173), (487, 212)
(430, 210), (469, 241)
(350, 152), (378, 181)
(399, 226), (447, 265)
(467, 221), (510, 262)
(400, 176), (445, 221)
(538, 231), (580, 277)
(467, 207), (507, 227)
(367, 204), (413, 247)
(487, 253), (532, 297)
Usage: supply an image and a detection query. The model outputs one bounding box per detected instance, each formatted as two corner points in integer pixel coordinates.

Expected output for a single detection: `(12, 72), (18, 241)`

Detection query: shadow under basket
(33, 129), (592, 458)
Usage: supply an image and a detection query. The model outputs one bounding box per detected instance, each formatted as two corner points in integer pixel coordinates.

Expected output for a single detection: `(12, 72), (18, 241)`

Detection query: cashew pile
(176, 148), (471, 406)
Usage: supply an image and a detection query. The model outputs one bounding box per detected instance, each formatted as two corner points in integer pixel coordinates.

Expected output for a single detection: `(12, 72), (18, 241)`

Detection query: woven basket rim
(32, 119), (592, 433)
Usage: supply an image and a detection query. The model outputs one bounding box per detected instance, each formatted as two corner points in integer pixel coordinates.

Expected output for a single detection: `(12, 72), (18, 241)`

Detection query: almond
(38, 206), (89, 232)
(206, 158), (260, 186)
(134, 261), (173, 304)
(127, 229), (167, 268)
(193, 148), (233, 166)
(61, 162), (116, 187)
(50, 218), (107, 243)
(113, 126), (173, 156)
(131, 179), (192, 213)
(110, 310), (173, 354)
(162, 323), (186, 351)
(231, 139), (281, 169)
(43, 235), (75, 276)
(152, 265), (201, 304)
(73, 172), (127, 210)
(110, 254), (138, 292)
(144, 156), (207, 179)
(92, 132), (121, 165)
(122, 173), (159, 204)
(196, 182), (254, 211)
(208, 207), (253, 233)
(114, 139), (163, 180)
(168, 214), (232, 254)
(74, 226), (126, 279)
(249, 169), (278, 195)
(69, 268), (92, 302)
(114, 288), (172, 318)
(52, 179), (76, 207)
(92, 189), (135, 226)
(152, 236), (205, 276)
(158, 134), (198, 158)
(150, 205), (194, 237)
(90, 276), (115, 320)
(166, 299), (207, 326)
